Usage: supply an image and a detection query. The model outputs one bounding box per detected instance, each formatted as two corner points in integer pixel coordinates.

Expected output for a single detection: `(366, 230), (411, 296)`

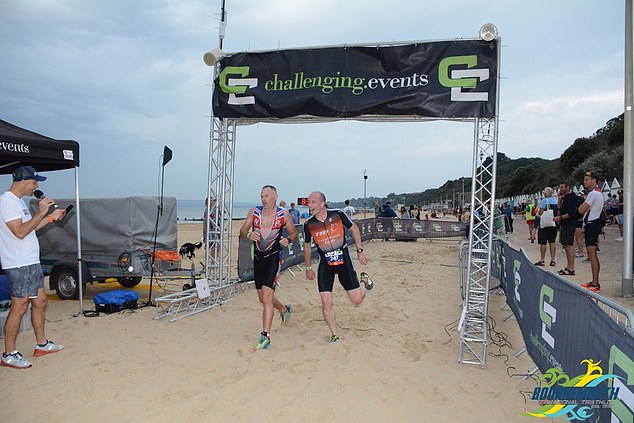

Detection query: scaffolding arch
(167, 32), (502, 366)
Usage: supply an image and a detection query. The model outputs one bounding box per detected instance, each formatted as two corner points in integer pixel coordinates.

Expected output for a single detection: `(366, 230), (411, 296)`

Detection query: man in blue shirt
(288, 202), (300, 225)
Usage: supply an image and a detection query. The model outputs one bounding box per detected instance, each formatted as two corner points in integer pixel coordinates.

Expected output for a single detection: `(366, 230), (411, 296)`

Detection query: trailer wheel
(118, 277), (142, 288)
(52, 267), (79, 300)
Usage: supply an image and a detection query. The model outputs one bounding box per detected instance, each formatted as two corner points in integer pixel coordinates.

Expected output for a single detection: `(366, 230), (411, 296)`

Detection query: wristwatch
(356, 248), (364, 253)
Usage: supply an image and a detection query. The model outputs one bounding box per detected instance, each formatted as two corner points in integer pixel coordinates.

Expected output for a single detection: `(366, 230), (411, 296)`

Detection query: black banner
(499, 242), (634, 420)
(213, 40), (498, 120)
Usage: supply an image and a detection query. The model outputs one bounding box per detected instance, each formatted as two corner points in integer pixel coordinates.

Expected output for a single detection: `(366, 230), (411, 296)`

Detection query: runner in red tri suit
(303, 191), (372, 343)
(240, 185), (297, 350)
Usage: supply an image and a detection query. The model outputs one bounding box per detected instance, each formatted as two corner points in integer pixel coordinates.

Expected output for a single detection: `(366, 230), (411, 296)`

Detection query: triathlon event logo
(218, 54), (491, 106)
(523, 359), (622, 420)
(438, 55), (490, 102)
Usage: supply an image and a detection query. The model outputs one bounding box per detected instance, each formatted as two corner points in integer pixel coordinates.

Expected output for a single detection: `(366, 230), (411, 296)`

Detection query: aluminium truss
(458, 117), (499, 366)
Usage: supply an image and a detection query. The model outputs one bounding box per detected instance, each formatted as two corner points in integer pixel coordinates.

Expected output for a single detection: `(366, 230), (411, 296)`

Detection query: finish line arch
(205, 37), (501, 367)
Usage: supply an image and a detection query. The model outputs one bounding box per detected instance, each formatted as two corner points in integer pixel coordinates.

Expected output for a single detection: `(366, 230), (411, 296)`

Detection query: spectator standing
(503, 203), (514, 234)
(374, 200), (381, 218)
(574, 193), (586, 258)
(578, 171), (605, 293)
(288, 202), (301, 225)
(342, 200), (355, 220)
(554, 182), (580, 276)
(535, 187), (558, 267)
(616, 189), (624, 241)
(525, 202), (536, 242)
(379, 201), (397, 241)
(203, 197), (218, 259)
(400, 206), (411, 219)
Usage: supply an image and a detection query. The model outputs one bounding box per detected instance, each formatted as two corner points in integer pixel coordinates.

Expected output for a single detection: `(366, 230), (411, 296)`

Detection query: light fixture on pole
(203, 48), (225, 67)
(479, 23), (498, 42)
(146, 146), (172, 307)
(363, 169), (368, 218)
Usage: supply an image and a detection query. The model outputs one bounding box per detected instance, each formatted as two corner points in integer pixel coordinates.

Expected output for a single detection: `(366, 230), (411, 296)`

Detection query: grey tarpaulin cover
(34, 197), (177, 255)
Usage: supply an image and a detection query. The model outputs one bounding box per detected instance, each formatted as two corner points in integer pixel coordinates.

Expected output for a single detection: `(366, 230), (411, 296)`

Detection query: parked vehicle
(33, 196), (177, 300)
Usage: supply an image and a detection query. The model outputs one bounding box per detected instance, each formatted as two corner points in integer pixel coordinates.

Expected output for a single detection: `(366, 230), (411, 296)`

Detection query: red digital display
(297, 197), (309, 206)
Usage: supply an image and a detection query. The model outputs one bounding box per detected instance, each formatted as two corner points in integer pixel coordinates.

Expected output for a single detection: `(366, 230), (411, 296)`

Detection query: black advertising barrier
(499, 241), (634, 421)
(213, 40), (498, 120)
(238, 218), (466, 281)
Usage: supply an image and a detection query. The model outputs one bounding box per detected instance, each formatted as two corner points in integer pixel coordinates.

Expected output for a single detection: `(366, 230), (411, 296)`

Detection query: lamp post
(363, 169), (368, 218)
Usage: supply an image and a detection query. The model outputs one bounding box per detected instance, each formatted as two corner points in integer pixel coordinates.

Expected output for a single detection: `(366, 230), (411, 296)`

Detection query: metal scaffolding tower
(204, 117), (237, 289)
(458, 116), (499, 366)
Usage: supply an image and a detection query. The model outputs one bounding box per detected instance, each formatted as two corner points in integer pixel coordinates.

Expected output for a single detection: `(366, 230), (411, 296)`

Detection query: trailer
(33, 196), (177, 300)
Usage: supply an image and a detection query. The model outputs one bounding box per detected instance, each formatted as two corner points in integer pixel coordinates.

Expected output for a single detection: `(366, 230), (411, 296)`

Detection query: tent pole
(75, 166), (84, 314)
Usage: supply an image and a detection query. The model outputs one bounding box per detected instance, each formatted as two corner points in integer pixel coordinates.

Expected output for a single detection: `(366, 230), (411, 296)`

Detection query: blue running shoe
(254, 334), (271, 351)
(281, 304), (293, 323)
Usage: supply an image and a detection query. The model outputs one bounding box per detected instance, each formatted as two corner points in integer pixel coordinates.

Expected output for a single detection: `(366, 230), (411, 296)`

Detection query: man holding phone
(0, 166), (66, 369)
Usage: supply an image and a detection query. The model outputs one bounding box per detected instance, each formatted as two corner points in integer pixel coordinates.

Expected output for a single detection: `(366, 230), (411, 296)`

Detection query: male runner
(303, 191), (372, 343)
(240, 185), (297, 350)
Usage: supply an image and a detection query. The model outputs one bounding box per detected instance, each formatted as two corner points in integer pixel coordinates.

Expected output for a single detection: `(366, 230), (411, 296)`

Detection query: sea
(176, 199), (310, 222)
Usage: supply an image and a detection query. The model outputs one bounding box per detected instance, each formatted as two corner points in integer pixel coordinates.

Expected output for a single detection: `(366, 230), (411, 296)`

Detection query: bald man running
(303, 191), (372, 343)
(240, 185), (297, 351)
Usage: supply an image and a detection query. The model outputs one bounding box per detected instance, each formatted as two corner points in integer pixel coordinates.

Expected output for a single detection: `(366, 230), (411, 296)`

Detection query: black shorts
(585, 220), (601, 247)
(538, 226), (558, 245)
(317, 249), (359, 292)
(575, 220), (583, 229)
(560, 225), (575, 246)
(253, 251), (281, 290)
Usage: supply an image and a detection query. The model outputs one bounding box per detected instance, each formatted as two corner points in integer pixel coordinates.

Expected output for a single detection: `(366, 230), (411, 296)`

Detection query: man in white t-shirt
(577, 171), (605, 293)
(342, 199), (355, 220)
(0, 166), (66, 369)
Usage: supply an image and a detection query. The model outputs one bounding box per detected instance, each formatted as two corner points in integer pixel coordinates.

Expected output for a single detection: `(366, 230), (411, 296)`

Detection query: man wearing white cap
(0, 166), (66, 369)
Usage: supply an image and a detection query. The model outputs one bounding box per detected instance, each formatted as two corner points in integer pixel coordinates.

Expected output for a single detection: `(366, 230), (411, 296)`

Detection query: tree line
(332, 114), (624, 209)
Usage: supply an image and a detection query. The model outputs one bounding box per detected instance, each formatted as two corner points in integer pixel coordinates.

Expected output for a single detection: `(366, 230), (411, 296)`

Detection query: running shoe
(616, 237), (623, 242)
(1, 351), (32, 369)
(329, 335), (340, 343)
(280, 304), (293, 323)
(581, 282), (593, 288)
(360, 272), (374, 291)
(575, 253), (584, 258)
(33, 340), (64, 357)
(587, 285), (601, 293)
(254, 334), (270, 351)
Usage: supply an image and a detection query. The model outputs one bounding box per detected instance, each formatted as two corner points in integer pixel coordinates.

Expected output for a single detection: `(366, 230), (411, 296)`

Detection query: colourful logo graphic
(523, 359), (622, 420)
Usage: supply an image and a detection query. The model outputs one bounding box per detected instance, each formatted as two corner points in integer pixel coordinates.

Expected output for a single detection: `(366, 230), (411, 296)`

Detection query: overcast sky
(0, 0), (626, 204)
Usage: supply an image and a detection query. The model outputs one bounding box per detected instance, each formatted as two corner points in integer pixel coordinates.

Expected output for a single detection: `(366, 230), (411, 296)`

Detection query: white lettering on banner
(450, 68), (489, 102)
(541, 301), (557, 349)
(367, 73), (429, 90)
(227, 77), (257, 105)
(63, 150), (74, 160)
(0, 141), (30, 153)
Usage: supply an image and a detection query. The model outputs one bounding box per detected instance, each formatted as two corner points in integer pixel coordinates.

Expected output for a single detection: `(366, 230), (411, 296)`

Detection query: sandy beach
(1, 218), (629, 422)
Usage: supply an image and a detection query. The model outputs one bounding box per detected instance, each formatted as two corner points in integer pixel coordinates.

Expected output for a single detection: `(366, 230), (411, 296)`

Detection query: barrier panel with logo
(497, 241), (634, 421)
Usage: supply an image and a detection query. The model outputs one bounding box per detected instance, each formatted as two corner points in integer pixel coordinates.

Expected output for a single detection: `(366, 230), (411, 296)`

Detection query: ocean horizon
(177, 199), (309, 222)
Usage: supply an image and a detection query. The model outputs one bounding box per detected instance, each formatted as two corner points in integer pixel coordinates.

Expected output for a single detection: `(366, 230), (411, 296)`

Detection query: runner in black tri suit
(240, 185), (297, 350)
(303, 191), (372, 343)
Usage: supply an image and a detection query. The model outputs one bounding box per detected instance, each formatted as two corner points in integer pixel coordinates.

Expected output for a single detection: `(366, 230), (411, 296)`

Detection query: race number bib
(324, 248), (344, 266)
